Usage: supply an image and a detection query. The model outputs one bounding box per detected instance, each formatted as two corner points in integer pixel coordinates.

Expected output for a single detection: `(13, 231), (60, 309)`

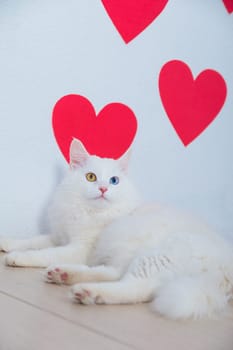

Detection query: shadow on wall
(38, 164), (66, 235)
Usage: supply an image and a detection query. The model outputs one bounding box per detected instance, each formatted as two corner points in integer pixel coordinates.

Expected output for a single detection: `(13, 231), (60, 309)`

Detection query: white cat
(0, 139), (233, 320)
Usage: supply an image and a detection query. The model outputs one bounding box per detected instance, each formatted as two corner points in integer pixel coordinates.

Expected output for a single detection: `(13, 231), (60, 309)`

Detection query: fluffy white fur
(0, 139), (233, 320)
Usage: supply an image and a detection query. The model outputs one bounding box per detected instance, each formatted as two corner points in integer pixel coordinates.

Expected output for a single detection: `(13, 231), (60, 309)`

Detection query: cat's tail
(151, 273), (232, 320)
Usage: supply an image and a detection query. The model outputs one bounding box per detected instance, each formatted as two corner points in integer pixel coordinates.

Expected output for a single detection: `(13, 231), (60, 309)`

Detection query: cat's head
(67, 138), (139, 211)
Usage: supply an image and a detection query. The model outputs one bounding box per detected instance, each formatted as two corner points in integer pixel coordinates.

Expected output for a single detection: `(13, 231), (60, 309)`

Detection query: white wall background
(0, 0), (233, 238)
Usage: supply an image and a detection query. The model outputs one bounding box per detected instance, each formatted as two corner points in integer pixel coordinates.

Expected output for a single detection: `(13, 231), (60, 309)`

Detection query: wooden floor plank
(0, 254), (233, 350)
(0, 292), (134, 350)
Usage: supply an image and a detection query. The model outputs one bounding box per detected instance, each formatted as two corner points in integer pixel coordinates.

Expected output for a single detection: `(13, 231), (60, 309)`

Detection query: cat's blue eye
(109, 176), (119, 185)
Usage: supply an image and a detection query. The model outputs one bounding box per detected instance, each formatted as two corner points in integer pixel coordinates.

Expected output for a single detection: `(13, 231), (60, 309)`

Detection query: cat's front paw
(45, 265), (70, 285)
(0, 238), (15, 253)
(71, 283), (104, 305)
(5, 251), (28, 267)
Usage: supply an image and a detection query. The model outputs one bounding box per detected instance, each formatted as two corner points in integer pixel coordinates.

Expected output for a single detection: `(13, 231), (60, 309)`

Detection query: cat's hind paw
(45, 266), (69, 285)
(70, 284), (104, 305)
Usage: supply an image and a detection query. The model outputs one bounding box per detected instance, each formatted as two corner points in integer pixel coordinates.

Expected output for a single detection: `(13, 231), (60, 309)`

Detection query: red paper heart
(52, 94), (137, 162)
(222, 0), (233, 13)
(101, 0), (169, 43)
(159, 60), (227, 146)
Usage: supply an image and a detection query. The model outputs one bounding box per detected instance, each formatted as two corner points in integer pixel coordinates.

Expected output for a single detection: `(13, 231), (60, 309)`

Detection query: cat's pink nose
(99, 187), (108, 194)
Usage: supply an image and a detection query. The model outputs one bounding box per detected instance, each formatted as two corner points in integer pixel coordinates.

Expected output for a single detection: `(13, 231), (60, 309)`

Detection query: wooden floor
(0, 254), (233, 350)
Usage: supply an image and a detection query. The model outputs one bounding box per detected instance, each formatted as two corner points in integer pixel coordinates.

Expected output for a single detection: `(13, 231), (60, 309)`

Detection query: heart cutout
(222, 0), (233, 13)
(159, 60), (227, 146)
(52, 94), (137, 162)
(101, 0), (169, 43)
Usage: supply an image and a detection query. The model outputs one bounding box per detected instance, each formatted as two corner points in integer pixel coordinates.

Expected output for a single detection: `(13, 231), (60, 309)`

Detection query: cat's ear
(118, 148), (131, 173)
(69, 138), (89, 169)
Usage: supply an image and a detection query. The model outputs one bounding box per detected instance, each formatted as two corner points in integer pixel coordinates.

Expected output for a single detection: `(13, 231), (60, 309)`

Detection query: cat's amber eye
(86, 172), (97, 182)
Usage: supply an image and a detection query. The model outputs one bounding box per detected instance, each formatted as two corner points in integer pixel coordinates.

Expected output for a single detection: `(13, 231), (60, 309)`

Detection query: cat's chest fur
(48, 186), (134, 248)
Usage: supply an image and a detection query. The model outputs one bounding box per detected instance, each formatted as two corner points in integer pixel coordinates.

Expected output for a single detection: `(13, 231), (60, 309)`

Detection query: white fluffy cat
(0, 139), (233, 320)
